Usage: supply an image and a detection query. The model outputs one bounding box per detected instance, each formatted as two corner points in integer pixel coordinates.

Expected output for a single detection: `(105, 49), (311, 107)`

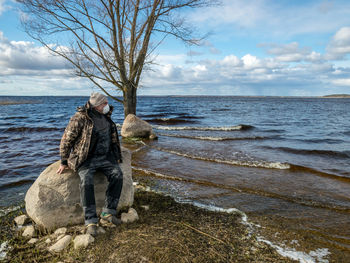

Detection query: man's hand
(57, 164), (68, 174)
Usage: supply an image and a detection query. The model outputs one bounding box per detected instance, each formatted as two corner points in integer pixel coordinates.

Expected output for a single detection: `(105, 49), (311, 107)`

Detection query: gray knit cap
(89, 92), (107, 107)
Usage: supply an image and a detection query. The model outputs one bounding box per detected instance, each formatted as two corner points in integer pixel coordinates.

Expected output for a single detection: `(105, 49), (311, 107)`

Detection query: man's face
(94, 99), (108, 113)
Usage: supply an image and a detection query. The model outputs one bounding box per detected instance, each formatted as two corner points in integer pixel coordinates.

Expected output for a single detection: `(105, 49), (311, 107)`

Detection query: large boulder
(25, 147), (133, 230)
(121, 114), (153, 138)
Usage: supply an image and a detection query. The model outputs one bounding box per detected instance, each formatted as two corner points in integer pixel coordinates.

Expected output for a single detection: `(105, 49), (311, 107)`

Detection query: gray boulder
(25, 147), (134, 230)
(121, 114), (153, 138)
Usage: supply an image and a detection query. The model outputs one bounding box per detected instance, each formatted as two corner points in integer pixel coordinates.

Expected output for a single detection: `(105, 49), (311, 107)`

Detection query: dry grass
(2, 191), (297, 263)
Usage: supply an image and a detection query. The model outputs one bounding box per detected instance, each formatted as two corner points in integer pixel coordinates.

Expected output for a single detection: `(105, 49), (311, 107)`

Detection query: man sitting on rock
(57, 92), (123, 236)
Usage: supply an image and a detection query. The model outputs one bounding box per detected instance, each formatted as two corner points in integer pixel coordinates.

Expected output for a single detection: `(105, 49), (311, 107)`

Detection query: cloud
(259, 42), (324, 63)
(190, 0), (350, 38)
(326, 27), (350, 60)
(0, 31), (92, 95)
(0, 0), (7, 16)
(0, 31), (70, 74)
(141, 44), (349, 96)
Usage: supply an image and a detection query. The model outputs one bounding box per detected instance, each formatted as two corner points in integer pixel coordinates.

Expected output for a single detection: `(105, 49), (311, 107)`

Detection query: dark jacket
(60, 101), (122, 171)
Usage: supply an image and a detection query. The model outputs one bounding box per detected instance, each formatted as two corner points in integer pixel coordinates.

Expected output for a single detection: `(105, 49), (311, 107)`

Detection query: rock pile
(13, 207), (141, 253)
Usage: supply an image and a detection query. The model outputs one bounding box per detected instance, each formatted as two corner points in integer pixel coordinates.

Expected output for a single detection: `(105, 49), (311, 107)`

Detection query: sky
(1, 0), (350, 96)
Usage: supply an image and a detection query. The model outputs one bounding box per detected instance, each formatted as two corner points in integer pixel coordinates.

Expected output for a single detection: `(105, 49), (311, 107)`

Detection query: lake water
(1, 96), (350, 261)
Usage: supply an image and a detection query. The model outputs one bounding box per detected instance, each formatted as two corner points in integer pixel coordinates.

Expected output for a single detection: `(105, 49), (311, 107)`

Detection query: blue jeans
(77, 156), (123, 225)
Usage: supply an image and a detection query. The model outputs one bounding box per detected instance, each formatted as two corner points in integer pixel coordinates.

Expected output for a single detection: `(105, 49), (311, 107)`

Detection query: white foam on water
(158, 133), (264, 141)
(257, 237), (330, 263)
(153, 147), (290, 170)
(154, 125), (244, 131)
(0, 241), (8, 261)
(0, 205), (21, 218)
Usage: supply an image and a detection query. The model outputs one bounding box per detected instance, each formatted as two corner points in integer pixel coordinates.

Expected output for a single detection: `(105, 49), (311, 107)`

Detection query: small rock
(45, 238), (51, 244)
(14, 215), (29, 226)
(149, 131), (158, 140)
(54, 227), (67, 235)
(97, 227), (106, 235)
(48, 235), (72, 253)
(121, 208), (139, 223)
(57, 234), (65, 241)
(28, 238), (38, 244)
(73, 234), (95, 249)
(22, 225), (35, 238)
(141, 205), (149, 211)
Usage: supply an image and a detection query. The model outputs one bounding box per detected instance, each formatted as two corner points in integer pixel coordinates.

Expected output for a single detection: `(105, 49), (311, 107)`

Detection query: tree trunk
(123, 84), (137, 117)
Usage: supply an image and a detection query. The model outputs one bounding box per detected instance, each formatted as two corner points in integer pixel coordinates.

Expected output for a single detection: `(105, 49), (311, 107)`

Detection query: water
(1, 96), (350, 261)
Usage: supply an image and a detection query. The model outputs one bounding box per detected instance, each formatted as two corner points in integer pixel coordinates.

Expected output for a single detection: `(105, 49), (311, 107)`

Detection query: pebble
(14, 215), (29, 226)
(97, 227), (106, 235)
(48, 235), (72, 253)
(57, 234), (65, 241)
(73, 234), (95, 249)
(54, 227), (67, 235)
(22, 225), (35, 238)
(141, 205), (149, 211)
(45, 238), (52, 244)
(28, 238), (38, 244)
(121, 208), (139, 223)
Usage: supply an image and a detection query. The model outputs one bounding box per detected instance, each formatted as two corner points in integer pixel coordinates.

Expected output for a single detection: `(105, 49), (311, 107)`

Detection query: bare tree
(18, 0), (216, 116)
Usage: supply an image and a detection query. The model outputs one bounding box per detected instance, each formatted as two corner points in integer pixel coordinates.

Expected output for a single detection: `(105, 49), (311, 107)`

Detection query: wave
(151, 146), (290, 170)
(146, 118), (199, 125)
(298, 138), (345, 144)
(211, 108), (231, 112)
(159, 133), (266, 141)
(3, 116), (29, 120)
(0, 179), (34, 190)
(138, 113), (169, 118)
(150, 145), (350, 182)
(2, 127), (63, 133)
(262, 146), (350, 159)
(290, 165), (350, 183)
(133, 167), (350, 212)
(153, 124), (254, 131)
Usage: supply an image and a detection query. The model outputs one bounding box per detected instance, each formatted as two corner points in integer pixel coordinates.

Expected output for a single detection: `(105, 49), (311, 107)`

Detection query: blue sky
(1, 0), (350, 96)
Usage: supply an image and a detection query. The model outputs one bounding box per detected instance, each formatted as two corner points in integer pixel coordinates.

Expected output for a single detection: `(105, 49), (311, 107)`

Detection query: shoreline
(1, 188), (299, 263)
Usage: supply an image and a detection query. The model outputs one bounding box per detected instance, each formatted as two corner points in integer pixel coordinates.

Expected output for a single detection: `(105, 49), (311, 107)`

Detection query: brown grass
(2, 190), (297, 263)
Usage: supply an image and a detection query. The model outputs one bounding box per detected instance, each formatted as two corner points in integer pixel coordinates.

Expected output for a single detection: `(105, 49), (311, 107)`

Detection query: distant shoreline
(321, 94), (350, 98)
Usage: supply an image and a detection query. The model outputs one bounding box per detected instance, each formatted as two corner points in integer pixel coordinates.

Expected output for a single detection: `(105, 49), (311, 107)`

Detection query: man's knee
(78, 168), (95, 186)
(111, 169), (123, 182)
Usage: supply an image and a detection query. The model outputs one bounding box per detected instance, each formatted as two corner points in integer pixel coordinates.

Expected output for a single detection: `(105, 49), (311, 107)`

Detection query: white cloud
(331, 78), (350, 86)
(141, 45), (350, 96)
(242, 54), (261, 69)
(259, 42), (324, 63)
(0, 0), (7, 16)
(190, 0), (350, 38)
(0, 31), (70, 73)
(326, 27), (350, 60)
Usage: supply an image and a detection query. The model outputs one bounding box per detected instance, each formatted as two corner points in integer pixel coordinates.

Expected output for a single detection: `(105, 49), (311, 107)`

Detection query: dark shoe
(100, 212), (121, 226)
(86, 224), (98, 237)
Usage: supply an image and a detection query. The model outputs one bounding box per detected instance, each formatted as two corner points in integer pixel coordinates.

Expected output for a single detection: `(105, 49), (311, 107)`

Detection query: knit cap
(89, 92), (107, 106)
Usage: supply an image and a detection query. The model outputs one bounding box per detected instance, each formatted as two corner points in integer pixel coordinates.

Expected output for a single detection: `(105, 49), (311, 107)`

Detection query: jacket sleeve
(60, 113), (83, 165)
(112, 123), (123, 163)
